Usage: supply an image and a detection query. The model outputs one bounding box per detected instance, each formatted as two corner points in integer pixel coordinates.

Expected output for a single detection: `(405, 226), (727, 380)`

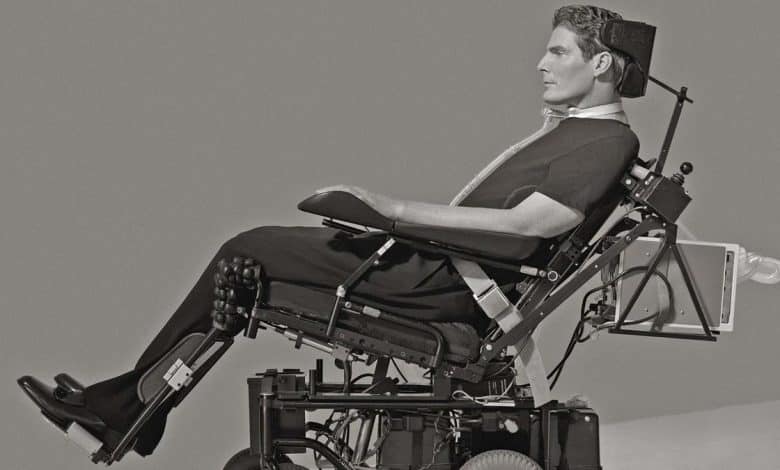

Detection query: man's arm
(315, 185), (584, 238)
(397, 191), (584, 238)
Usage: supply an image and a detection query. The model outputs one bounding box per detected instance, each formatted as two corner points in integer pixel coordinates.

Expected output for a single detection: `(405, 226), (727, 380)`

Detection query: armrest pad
(297, 191), (394, 231)
(298, 190), (541, 260)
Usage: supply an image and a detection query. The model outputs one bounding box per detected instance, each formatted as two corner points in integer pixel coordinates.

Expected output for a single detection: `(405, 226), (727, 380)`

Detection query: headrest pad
(601, 20), (657, 98)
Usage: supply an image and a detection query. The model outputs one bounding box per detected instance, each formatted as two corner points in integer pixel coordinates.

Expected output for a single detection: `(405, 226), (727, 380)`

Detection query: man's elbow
(501, 215), (580, 238)
(507, 193), (585, 238)
(537, 210), (585, 238)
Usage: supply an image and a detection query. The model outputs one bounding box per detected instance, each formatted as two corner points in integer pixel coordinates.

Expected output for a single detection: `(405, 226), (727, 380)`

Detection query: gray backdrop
(2, 1), (778, 469)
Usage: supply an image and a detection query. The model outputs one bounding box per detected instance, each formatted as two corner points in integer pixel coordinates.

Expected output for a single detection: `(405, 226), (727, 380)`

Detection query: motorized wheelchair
(47, 19), (716, 470)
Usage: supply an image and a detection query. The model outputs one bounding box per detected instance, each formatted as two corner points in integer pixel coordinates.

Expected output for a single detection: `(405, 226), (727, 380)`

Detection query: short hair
(553, 5), (628, 86)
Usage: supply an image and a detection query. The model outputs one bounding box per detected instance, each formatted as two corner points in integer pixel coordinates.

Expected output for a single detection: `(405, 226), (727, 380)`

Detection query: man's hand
(314, 185), (403, 219)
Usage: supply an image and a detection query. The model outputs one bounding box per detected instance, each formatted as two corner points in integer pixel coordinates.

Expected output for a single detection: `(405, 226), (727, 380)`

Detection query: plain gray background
(3, 1), (779, 469)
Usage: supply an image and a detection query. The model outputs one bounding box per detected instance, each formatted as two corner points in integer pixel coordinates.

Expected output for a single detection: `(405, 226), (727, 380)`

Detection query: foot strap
(65, 422), (104, 457)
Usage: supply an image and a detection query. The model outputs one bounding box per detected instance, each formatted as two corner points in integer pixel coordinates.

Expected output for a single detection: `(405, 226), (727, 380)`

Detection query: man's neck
(570, 86), (622, 110)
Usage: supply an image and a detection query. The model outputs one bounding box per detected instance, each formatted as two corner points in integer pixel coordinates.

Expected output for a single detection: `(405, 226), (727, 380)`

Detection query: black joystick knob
(671, 162), (693, 185)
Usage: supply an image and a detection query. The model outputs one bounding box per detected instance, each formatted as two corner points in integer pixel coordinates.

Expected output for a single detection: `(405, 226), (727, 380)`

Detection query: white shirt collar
(543, 101), (628, 125)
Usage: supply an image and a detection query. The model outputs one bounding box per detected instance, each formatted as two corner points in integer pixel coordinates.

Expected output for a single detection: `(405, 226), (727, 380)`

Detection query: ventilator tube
(737, 246), (780, 284)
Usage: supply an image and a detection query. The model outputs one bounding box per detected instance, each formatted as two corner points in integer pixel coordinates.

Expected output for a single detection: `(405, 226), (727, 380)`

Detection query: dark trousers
(81, 226), (479, 455)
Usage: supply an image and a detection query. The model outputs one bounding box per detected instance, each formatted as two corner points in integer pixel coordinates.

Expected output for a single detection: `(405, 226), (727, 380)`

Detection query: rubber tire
(223, 448), (305, 470)
(459, 449), (542, 470)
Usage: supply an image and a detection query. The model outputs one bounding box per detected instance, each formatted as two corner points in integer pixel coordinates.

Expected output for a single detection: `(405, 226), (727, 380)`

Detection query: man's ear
(591, 51), (613, 78)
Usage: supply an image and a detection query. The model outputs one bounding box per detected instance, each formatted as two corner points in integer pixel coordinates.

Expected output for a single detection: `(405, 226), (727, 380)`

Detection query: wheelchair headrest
(601, 19), (656, 98)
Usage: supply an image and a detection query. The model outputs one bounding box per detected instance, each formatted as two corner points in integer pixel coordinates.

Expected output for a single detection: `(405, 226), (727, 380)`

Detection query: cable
(390, 357), (408, 383)
(349, 373), (373, 385)
(451, 368), (517, 405)
(514, 265), (674, 391)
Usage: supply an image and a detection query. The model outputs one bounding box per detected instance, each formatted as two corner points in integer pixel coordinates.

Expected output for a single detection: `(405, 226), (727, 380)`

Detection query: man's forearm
(396, 199), (543, 237)
(314, 185), (579, 238)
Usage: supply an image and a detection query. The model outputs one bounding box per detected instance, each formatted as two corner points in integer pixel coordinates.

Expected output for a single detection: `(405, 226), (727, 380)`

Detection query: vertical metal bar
(614, 235), (669, 330)
(655, 85), (688, 175)
(372, 357), (390, 385)
(261, 394), (273, 462)
(352, 413), (376, 464)
(249, 380), (261, 454)
(670, 243), (716, 339)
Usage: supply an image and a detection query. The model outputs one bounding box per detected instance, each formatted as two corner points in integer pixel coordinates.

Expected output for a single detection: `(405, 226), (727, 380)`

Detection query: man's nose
(536, 55), (549, 72)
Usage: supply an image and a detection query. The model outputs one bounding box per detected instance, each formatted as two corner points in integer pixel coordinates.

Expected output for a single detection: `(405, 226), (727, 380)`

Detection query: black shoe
(18, 375), (106, 431)
(18, 375), (136, 463)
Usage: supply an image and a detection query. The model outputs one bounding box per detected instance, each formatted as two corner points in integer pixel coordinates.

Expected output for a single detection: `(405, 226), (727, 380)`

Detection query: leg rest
(136, 332), (207, 403)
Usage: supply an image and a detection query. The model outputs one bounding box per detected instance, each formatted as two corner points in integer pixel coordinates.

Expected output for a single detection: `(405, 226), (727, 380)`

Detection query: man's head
(537, 5), (629, 108)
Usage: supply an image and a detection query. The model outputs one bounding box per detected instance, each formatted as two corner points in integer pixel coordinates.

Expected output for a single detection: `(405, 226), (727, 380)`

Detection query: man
(18, 4), (639, 459)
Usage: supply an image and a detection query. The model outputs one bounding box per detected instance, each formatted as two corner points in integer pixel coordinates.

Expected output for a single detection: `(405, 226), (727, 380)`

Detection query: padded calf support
(136, 256), (263, 404)
(212, 256), (264, 335)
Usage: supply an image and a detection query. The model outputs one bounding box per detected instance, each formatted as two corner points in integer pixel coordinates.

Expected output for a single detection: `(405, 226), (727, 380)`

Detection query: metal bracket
(164, 359), (193, 391)
(331, 345), (352, 362)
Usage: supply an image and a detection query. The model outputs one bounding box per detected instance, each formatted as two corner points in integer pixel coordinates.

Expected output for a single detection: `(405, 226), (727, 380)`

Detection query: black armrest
(298, 190), (540, 261)
(297, 191), (394, 231)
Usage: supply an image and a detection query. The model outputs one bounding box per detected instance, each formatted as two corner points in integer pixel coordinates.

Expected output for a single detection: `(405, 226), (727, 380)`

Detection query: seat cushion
(265, 282), (481, 363)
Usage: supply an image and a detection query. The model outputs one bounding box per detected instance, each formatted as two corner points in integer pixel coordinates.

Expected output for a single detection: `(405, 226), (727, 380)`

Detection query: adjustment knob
(671, 161), (693, 185)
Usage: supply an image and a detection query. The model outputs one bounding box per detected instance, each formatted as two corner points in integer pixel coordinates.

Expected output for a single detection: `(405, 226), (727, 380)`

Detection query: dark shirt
(459, 117), (639, 218)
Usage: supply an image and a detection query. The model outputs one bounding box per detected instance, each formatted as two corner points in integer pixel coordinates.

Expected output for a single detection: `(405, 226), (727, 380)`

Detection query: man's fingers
(314, 184), (353, 194)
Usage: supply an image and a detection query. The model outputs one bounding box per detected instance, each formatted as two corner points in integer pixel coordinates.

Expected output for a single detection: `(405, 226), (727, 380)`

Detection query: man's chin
(542, 94), (568, 106)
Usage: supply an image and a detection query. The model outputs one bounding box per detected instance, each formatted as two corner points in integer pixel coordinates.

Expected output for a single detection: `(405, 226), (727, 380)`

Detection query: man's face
(537, 26), (597, 107)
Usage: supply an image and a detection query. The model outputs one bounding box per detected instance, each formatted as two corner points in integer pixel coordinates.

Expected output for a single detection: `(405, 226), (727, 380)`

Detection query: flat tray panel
(616, 237), (737, 332)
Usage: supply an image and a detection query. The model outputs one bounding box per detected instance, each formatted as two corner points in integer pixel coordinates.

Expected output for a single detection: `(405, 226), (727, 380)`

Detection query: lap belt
(451, 257), (552, 407)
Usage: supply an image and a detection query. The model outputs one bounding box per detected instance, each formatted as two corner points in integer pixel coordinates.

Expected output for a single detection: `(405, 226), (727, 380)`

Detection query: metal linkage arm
(477, 216), (665, 365)
(325, 238), (396, 338)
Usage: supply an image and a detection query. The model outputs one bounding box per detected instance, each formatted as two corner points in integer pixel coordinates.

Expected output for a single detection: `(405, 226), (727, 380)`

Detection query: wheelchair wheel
(222, 448), (306, 470)
(460, 449), (542, 470)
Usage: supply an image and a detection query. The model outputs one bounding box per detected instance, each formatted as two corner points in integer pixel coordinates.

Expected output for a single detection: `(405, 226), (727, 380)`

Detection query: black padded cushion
(298, 190), (540, 260)
(265, 282), (481, 363)
(298, 191), (394, 231)
(601, 19), (656, 98)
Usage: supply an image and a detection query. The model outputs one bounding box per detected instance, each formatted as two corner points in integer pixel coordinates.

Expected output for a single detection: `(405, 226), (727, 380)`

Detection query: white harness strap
(448, 103), (628, 407)
(451, 256), (553, 406)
